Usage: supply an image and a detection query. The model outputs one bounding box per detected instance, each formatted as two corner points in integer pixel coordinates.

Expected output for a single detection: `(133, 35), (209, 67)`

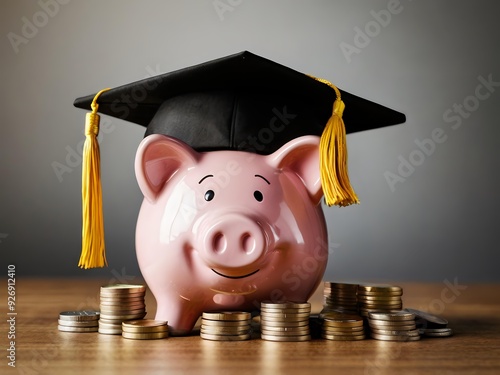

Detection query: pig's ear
(268, 135), (322, 204)
(135, 134), (199, 203)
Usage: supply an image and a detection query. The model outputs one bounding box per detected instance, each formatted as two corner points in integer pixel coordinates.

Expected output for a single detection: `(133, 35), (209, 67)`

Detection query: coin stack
(58, 310), (99, 333)
(321, 312), (365, 341)
(357, 284), (403, 318)
(98, 284), (147, 335)
(368, 311), (420, 341)
(404, 308), (453, 338)
(122, 319), (169, 340)
(200, 312), (252, 341)
(260, 301), (311, 342)
(323, 282), (359, 314)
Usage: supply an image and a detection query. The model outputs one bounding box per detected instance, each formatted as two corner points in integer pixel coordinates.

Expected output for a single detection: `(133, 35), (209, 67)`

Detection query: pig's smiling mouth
(211, 268), (260, 279)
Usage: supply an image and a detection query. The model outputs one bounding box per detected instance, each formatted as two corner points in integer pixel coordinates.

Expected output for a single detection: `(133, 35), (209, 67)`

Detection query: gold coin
(260, 307), (311, 314)
(57, 319), (98, 327)
(200, 332), (251, 341)
(122, 331), (168, 340)
(322, 326), (365, 333)
(261, 312), (310, 319)
(202, 312), (251, 321)
(260, 333), (311, 342)
(371, 333), (420, 341)
(260, 326), (310, 335)
(358, 284), (402, 292)
(59, 311), (100, 321)
(201, 328), (250, 336)
(358, 294), (402, 301)
(324, 282), (359, 290)
(260, 315), (309, 323)
(100, 284), (146, 293)
(321, 333), (365, 341)
(58, 325), (98, 333)
(122, 320), (168, 333)
(259, 319), (309, 327)
(99, 300), (145, 307)
(201, 319), (251, 327)
(260, 329), (310, 337)
(260, 301), (310, 310)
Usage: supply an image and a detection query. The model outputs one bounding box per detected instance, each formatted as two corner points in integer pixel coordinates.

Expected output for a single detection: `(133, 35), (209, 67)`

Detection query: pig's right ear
(135, 134), (199, 203)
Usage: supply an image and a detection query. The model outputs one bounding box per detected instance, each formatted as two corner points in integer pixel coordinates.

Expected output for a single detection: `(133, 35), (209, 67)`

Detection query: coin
(98, 326), (123, 335)
(58, 325), (98, 333)
(261, 301), (310, 310)
(261, 328), (311, 336)
(59, 311), (100, 321)
(370, 329), (420, 336)
(260, 307), (311, 314)
(358, 284), (402, 293)
(260, 325), (310, 333)
(260, 333), (311, 342)
(58, 319), (98, 327)
(321, 333), (365, 341)
(100, 284), (146, 294)
(404, 308), (449, 327)
(122, 331), (168, 340)
(201, 319), (250, 327)
(369, 323), (416, 331)
(370, 333), (420, 341)
(200, 332), (251, 341)
(99, 312), (147, 321)
(259, 319), (309, 327)
(202, 312), (251, 321)
(368, 311), (415, 321)
(201, 326), (251, 335)
(260, 312), (310, 319)
(322, 326), (365, 333)
(122, 320), (168, 333)
(421, 328), (453, 337)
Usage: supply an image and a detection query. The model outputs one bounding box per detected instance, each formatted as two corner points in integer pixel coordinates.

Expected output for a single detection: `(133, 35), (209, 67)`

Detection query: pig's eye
(204, 190), (215, 201)
(253, 190), (263, 202)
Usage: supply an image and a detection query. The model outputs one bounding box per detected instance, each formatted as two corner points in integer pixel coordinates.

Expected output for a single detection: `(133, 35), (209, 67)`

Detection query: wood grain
(1, 278), (499, 375)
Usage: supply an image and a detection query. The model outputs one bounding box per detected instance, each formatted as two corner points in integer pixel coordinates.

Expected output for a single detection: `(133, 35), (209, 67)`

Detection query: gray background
(1, 0), (499, 283)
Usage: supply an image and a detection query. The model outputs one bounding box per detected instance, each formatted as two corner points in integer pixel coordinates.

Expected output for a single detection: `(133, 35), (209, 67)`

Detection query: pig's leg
(155, 296), (201, 336)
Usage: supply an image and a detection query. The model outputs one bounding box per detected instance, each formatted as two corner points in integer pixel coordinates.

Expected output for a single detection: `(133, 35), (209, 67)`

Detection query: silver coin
(421, 328), (454, 337)
(368, 311), (415, 321)
(58, 319), (98, 327)
(58, 325), (98, 333)
(404, 308), (448, 327)
(371, 333), (421, 341)
(59, 311), (100, 321)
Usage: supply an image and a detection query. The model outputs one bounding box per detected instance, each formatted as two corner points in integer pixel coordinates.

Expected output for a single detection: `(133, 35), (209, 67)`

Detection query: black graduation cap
(74, 51), (405, 269)
(74, 51), (405, 155)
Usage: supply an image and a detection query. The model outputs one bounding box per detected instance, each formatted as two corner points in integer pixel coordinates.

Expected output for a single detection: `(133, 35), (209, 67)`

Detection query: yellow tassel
(79, 88), (110, 269)
(310, 76), (359, 207)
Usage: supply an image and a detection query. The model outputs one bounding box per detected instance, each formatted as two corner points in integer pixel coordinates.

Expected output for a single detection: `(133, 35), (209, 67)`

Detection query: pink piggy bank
(135, 134), (328, 335)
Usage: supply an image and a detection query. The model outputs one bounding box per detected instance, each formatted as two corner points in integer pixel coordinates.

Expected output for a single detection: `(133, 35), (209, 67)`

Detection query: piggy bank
(135, 134), (328, 335)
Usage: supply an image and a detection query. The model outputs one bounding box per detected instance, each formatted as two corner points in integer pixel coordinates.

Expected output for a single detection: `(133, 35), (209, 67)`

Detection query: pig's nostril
(241, 232), (256, 255)
(212, 232), (226, 254)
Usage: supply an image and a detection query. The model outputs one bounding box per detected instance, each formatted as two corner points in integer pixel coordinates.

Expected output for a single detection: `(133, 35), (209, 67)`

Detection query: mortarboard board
(74, 51), (406, 269)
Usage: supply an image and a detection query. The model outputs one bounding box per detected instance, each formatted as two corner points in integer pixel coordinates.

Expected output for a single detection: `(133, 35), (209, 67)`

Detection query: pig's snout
(199, 213), (266, 269)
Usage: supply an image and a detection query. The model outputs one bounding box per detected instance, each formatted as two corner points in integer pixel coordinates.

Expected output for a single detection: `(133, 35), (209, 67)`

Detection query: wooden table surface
(2, 278), (500, 375)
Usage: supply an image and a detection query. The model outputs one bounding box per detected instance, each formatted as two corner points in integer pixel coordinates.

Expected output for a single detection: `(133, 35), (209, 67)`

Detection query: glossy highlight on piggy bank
(135, 134), (328, 335)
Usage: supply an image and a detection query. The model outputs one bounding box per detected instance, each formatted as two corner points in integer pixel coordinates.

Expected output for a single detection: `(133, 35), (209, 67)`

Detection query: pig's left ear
(268, 135), (322, 204)
(135, 134), (199, 203)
